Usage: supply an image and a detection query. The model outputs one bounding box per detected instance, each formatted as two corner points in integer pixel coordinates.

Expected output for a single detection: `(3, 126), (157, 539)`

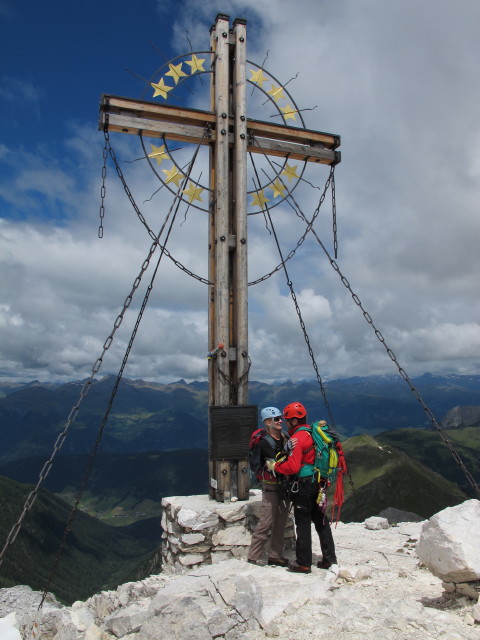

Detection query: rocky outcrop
(2, 502), (480, 639)
(416, 499), (480, 582)
(442, 405), (480, 428)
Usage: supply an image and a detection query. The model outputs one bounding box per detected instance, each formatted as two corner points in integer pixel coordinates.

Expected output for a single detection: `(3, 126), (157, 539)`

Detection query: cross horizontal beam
(99, 94), (341, 165)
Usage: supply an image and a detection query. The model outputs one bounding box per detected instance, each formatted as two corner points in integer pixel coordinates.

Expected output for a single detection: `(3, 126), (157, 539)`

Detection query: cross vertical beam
(208, 15), (249, 502)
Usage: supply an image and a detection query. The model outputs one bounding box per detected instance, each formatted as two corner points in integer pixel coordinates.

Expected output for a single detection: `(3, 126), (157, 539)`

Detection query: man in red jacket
(272, 402), (337, 573)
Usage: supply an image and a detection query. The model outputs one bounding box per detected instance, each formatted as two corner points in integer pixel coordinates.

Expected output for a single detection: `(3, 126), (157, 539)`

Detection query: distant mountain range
(1, 373), (479, 464)
(0, 373), (478, 603)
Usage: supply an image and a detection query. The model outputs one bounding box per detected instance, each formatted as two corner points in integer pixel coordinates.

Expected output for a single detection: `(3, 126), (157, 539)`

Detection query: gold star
(267, 84), (286, 103)
(281, 163), (299, 182)
(184, 54), (206, 74)
(162, 166), (184, 186)
(271, 179), (287, 199)
(182, 181), (204, 203)
(280, 104), (297, 121)
(251, 190), (270, 208)
(249, 68), (268, 88)
(148, 144), (170, 166)
(165, 62), (188, 84)
(151, 78), (173, 100)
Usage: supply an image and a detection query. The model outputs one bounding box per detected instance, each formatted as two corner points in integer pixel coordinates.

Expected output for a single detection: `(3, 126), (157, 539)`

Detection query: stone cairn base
(161, 490), (295, 571)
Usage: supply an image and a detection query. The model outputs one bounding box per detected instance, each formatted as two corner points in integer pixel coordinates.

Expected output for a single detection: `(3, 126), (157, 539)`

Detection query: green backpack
(297, 420), (340, 480)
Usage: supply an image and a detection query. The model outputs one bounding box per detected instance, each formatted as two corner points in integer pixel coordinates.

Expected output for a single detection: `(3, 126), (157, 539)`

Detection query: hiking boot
(267, 557), (289, 567)
(247, 559), (261, 565)
(317, 558), (337, 569)
(287, 561), (311, 574)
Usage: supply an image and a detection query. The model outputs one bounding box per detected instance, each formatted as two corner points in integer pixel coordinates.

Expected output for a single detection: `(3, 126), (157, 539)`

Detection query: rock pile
(1, 500), (479, 639)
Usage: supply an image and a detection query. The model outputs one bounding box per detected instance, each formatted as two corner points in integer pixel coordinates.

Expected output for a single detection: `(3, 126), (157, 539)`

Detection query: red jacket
(274, 423), (315, 476)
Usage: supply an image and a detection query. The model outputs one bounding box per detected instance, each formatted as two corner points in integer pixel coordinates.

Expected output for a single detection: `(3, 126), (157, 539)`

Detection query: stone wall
(161, 490), (295, 570)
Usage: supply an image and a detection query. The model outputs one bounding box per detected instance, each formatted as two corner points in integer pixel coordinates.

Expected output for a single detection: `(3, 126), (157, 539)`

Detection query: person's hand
(265, 459), (276, 472)
(286, 437), (298, 452)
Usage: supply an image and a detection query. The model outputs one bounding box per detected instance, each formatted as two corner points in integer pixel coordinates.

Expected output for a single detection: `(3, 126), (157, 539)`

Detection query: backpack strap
(294, 427), (315, 478)
(257, 432), (280, 482)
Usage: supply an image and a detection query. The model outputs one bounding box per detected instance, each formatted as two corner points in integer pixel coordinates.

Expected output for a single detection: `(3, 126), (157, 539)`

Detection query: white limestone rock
(181, 532), (205, 545)
(212, 525), (252, 546)
(364, 516), (389, 530)
(178, 552), (205, 566)
(177, 507), (219, 530)
(416, 499), (480, 582)
(104, 599), (150, 637)
(473, 600), (480, 623)
(0, 613), (21, 640)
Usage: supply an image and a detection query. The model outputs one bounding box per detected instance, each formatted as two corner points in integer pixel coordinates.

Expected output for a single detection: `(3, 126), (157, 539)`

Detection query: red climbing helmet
(283, 402), (307, 420)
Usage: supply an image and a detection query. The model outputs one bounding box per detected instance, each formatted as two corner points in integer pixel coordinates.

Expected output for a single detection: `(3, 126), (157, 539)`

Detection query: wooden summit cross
(99, 14), (340, 502)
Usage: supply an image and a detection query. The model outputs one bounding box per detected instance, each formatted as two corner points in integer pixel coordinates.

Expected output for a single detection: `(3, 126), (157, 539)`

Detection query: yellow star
(249, 68), (268, 88)
(271, 179), (287, 199)
(182, 182), (203, 203)
(267, 84), (286, 103)
(251, 190), (270, 208)
(280, 104), (297, 121)
(184, 54), (206, 74)
(151, 77), (173, 100)
(165, 62), (188, 84)
(281, 163), (299, 182)
(162, 166), (184, 186)
(148, 144), (170, 166)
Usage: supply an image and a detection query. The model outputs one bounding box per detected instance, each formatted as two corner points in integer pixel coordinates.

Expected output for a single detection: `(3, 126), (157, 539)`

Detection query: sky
(1, 0), (479, 385)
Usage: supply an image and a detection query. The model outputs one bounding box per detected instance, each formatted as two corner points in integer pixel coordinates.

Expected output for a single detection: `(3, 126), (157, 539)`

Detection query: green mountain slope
(339, 435), (468, 522)
(376, 426), (480, 496)
(0, 450), (209, 519)
(0, 477), (161, 603)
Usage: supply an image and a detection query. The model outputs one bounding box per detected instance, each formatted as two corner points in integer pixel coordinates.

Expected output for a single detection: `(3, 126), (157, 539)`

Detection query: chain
(264, 210), (336, 428)
(247, 152), (335, 287)
(27, 133), (206, 608)
(105, 134), (211, 286)
(211, 355), (252, 405)
(302, 218), (480, 499)
(331, 169), (338, 259)
(0, 229), (165, 569)
(37, 189), (183, 610)
(98, 132), (109, 238)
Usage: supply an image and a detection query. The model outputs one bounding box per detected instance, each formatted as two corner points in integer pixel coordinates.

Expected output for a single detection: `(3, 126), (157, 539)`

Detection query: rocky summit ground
(245, 520), (480, 640)
(1, 520), (479, 639)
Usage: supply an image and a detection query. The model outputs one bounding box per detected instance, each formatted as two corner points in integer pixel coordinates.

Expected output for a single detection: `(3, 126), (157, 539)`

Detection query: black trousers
(291, 478), (337, 567)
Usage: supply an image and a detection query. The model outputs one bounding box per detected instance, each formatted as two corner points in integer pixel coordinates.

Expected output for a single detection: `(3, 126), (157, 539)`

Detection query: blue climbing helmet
(260, 406), (282, 422)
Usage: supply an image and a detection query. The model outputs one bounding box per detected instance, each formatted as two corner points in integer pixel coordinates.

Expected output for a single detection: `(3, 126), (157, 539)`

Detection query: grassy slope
(339, 435), (468, 522)
(376, 427), (480, 496)
(0, 477), (161, 604)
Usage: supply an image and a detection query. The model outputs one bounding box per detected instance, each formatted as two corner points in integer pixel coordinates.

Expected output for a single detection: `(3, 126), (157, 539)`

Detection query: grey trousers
(248, 483), (290, 561)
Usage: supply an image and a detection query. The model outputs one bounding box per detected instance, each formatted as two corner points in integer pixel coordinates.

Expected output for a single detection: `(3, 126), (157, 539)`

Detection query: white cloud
(0, 0), (479, 383)
(0, 76), (43, 105)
